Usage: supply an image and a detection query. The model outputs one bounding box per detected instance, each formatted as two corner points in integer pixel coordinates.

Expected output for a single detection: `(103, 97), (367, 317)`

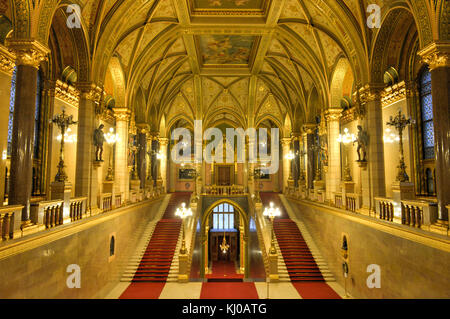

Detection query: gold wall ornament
(5, 39), (49, 68)
(418, 42), (450, 71)
(381, 81), (407, 106)
(0, 45), (15, 75)
(55, 80), (80, 107)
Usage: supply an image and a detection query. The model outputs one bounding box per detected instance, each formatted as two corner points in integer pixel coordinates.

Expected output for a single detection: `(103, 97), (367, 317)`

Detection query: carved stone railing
(99, 193), (112, 212)
(401, 200), (438, 228)
(0, 205), (23, 240)
(31, 200), (64, 230)
(69, 197), (87, 222)
(203, 185), (246, 196)
(334, 192), (343, 209)
(374, 197), (395, 222)
(316, 190), (326, 203)
(114, 193), (123, 208)
(345, 193), (359, 212)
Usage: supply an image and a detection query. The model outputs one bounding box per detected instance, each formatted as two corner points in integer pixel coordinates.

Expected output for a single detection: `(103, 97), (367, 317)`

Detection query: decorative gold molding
(0, 44), (15, 75)
(381, 81), (407, 106)
(159, 137), (169, 146)
(136, 123), (151, 134)
(340, 108), (355, 124)
(5, 39), (49, 69)
(418, 42), (450, 71)
(54, 80), (80, 107)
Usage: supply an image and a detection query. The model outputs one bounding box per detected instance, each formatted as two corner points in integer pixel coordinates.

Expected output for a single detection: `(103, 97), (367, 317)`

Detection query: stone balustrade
(374, 197), (395, 222)
(334, 192), (343, 209)
(203, 185), (246, 196)
(345, 193), (359, 212)
(401, 200), (438, 227)
(99, 193), (113, 212)
(69, 197), (87, 221)
(0, 205), (23, 240)
(31, 200), (64, 230)
(114, 193), (123, 208)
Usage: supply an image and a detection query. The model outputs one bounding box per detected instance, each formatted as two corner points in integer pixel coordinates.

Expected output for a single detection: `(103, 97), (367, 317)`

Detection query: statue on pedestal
(354, 125), (368, 162)
(94, 124), (106, 162)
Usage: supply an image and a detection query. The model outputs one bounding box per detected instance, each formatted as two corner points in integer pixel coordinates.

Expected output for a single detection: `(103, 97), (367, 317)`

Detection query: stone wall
(288, 199), (450, 299)
(0, 198), (163, 298)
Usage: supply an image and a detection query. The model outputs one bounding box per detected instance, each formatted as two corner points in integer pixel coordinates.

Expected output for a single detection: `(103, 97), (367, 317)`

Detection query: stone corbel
(301, 123), (317, 135)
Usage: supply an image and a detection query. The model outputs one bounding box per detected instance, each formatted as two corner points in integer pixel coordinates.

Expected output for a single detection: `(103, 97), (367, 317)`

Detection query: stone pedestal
(130, 179), (141, 192)
(50, 181), (72, 224)
(268, 253), (279, 282)
(341, 181), (355, 195)
(392, 182), (415, 202)
(178, 253), (189, 282)
(103, 181), (114, 194)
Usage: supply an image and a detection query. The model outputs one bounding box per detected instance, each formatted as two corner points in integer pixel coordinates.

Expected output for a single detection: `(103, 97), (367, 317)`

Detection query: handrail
(30, 199), (64, 230)
(401, 199), (437, 227)
(69, 197), (87, 222)
(0, 205), (23, 240)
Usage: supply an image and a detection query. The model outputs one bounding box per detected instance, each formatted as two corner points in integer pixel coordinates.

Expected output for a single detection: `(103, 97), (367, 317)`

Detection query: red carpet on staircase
(120, 192), (192, 299)
(260, 192), (341, 299)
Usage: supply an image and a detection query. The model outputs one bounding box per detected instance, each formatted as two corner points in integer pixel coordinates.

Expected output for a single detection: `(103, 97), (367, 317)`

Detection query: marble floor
(105, 280), (350, 299)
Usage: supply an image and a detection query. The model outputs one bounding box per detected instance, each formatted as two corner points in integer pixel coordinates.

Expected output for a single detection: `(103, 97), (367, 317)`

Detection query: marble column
(136, 124), (149, 189)
(6, 39), (49, 222)
(146, 135), (153, 182)
(281, 137), (292, 192)
(325, 109), (343, 201)
(113, 108), (131, 202)
(419, 43), (450, 221)
(75, 83), (102, 211)
(302, 124), (316, 189)
(360, 85), (386, 209)
(159, 137), (169, 192)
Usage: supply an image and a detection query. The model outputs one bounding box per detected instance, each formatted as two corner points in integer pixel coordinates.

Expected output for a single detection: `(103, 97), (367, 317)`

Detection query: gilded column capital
(418, 42), (450, 71)
(113, 107), (131, 121)
(77, 82), (103, 102)
(281, 137), (292, 147)
(159, 137), (169, 146)
(0, 45), (15, 75)
(358, 84), (384, 103)
(5, 39), (49, 69)
(301, 123), (317, 135)
(136, 123), (151, 134)
(324, 108), (343, 121)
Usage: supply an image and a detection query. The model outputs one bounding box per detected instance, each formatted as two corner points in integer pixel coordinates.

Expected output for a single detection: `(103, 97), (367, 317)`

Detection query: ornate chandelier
(220, 233), (230, 254)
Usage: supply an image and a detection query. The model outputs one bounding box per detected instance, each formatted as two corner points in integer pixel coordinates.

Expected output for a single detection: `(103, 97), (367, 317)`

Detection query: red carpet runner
(260, 192), (341, 299)
(206, 261), (244, 281)
(120, 192), (191, 299)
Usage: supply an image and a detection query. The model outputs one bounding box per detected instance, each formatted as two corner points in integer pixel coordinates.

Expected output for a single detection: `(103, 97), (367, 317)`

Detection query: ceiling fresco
(189, 0), (269, 15)
(197, 35), (258, 67)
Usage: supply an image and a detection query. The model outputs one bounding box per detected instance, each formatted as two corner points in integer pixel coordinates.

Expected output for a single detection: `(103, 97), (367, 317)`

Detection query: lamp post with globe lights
(263, 201), (282, 255)
(175, 202), (193, 255)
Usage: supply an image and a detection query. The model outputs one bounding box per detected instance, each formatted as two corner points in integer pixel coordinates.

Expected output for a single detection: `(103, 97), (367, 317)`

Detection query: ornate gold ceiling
(5, 0), (448, 136)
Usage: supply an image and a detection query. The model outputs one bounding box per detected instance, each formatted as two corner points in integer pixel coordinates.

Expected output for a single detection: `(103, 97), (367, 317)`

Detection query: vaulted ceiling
(5, 0), (447, 135)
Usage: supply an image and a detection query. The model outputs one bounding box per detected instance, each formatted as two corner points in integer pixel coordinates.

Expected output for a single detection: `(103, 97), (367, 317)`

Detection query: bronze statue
(94, 124), (106, 161)
(354, 125), (368, 162)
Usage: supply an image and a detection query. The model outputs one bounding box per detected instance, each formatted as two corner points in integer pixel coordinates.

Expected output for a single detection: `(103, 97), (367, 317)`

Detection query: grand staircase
(260, 192), (334, 282)
(274, 219), (324, 281)
(121, 193), (191, 283)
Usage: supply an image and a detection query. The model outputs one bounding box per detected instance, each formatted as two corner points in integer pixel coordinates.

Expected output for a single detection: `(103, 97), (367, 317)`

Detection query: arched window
(212, 203), (235, 230)
(419, 66), (434, 160)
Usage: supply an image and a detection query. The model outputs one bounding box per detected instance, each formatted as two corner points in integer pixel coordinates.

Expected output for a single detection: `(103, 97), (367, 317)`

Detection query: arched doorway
(200, 200), (249, 279)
